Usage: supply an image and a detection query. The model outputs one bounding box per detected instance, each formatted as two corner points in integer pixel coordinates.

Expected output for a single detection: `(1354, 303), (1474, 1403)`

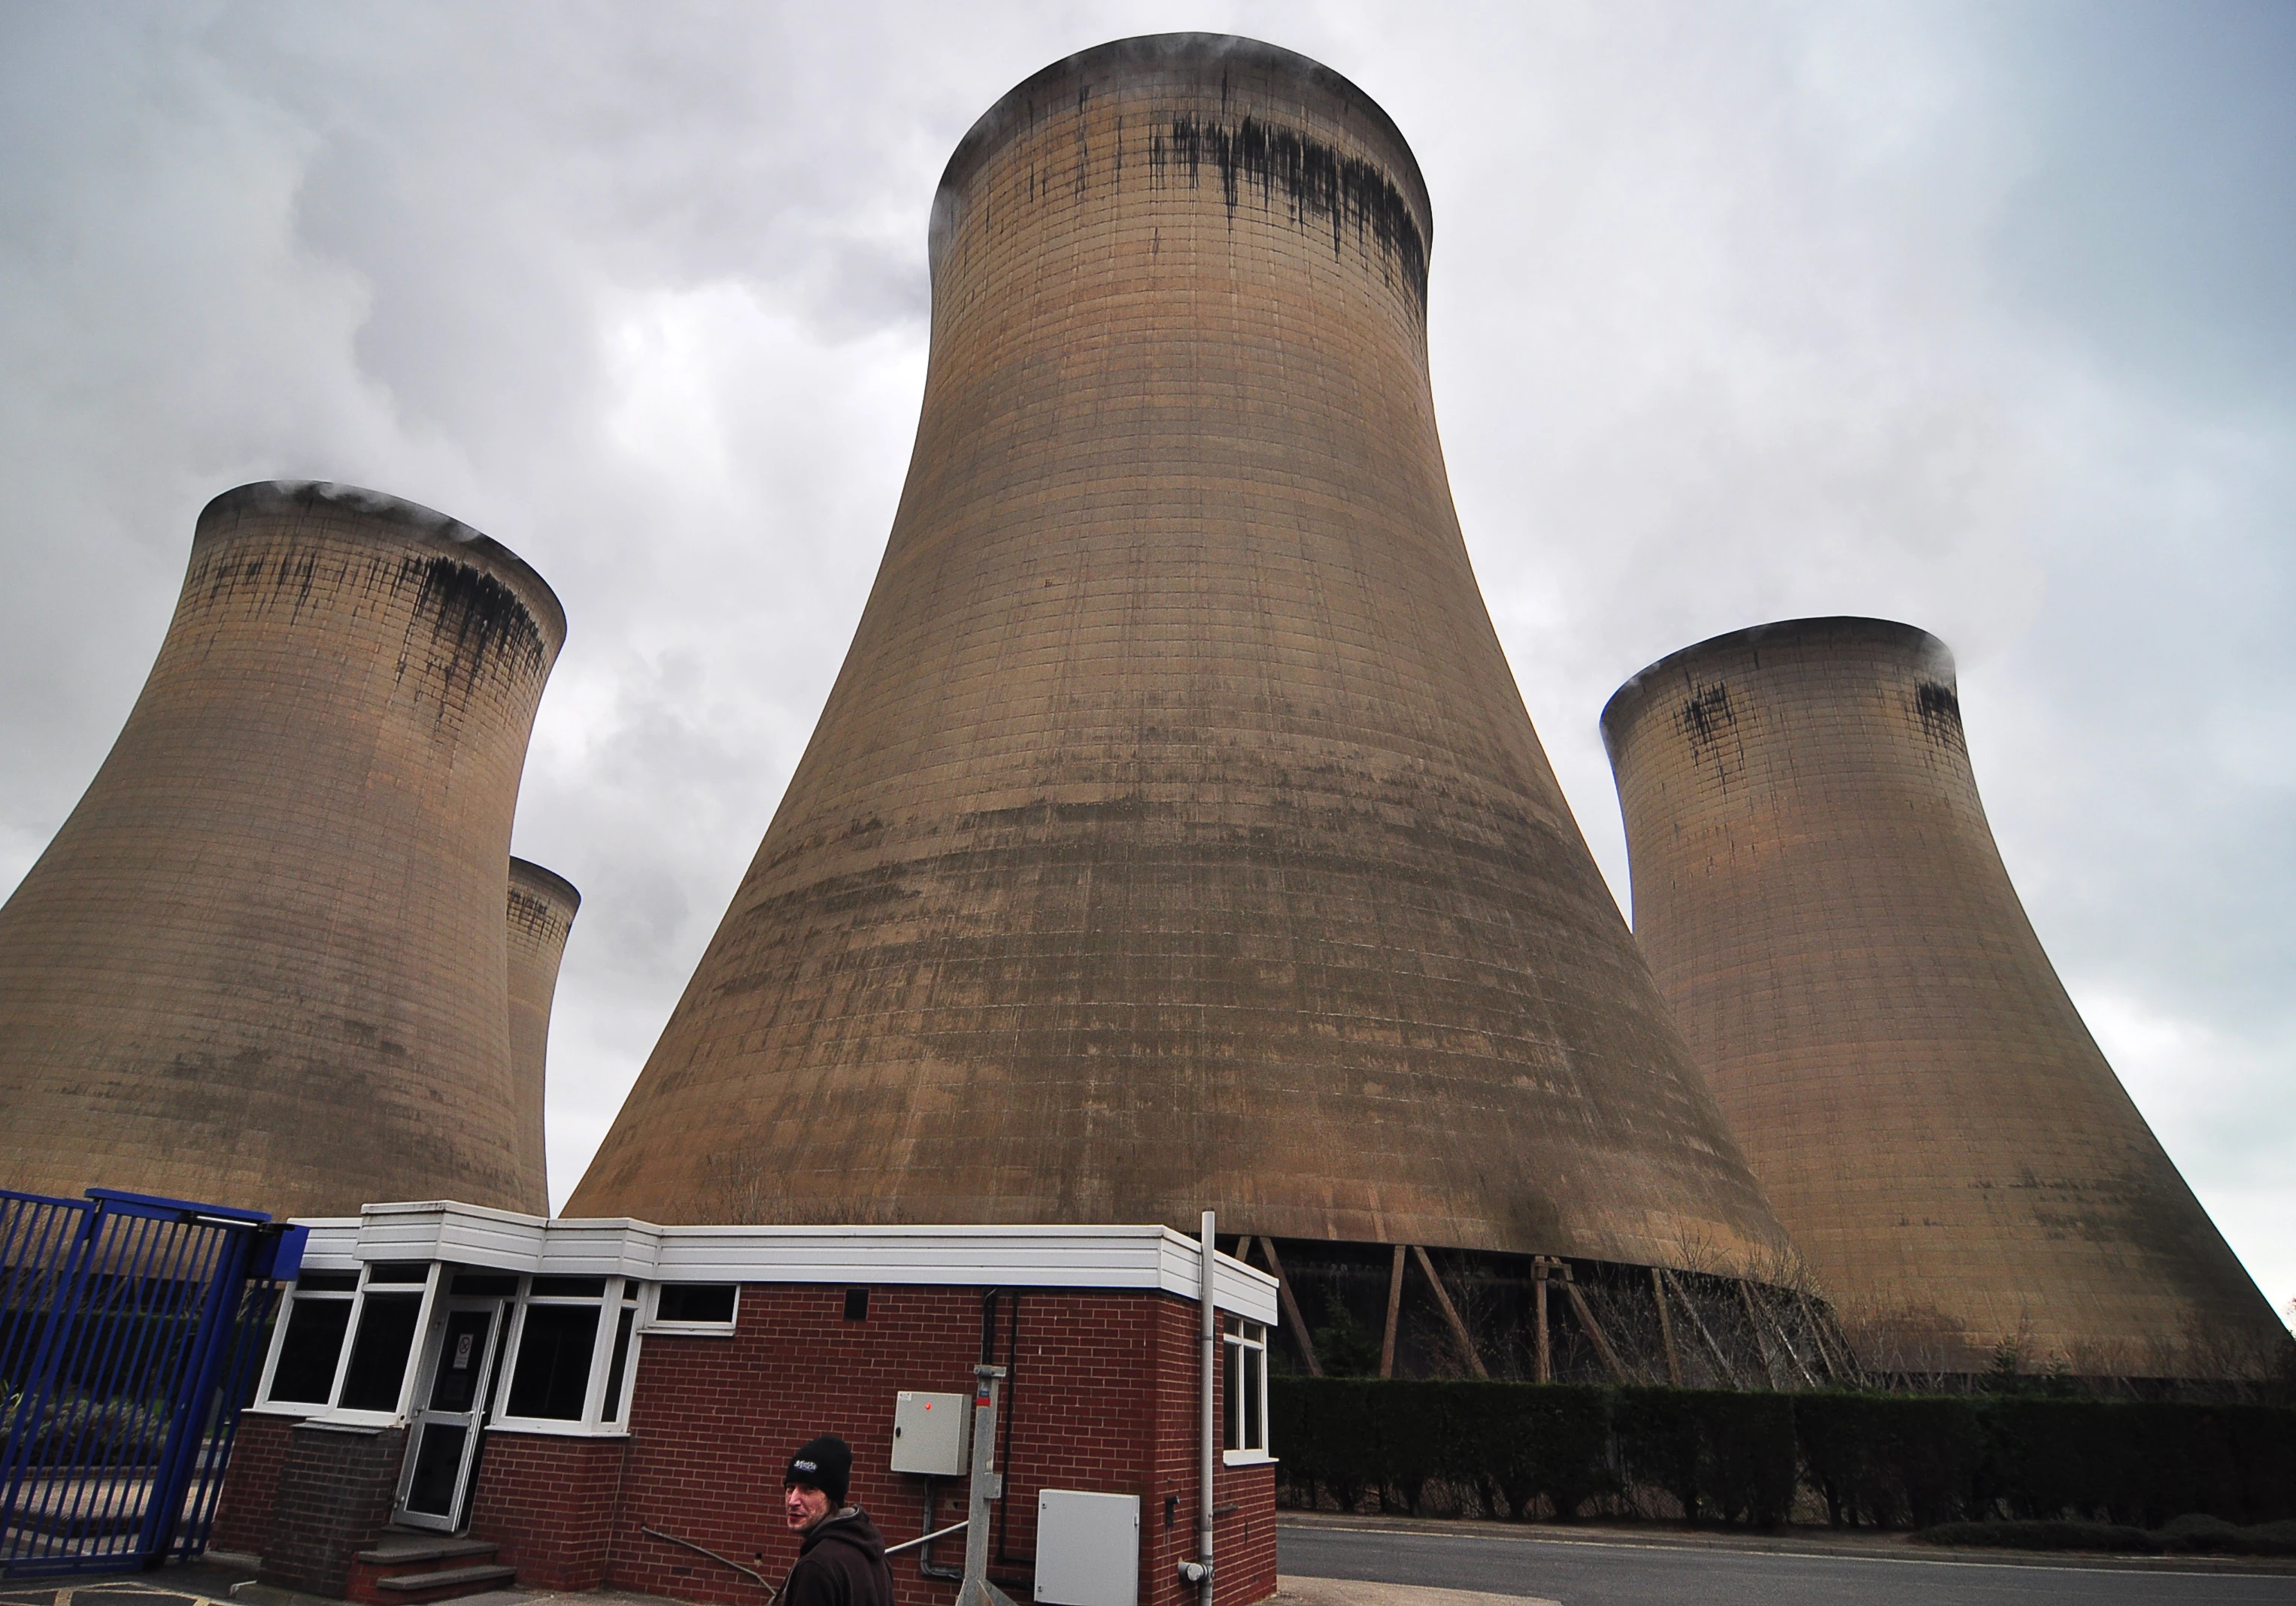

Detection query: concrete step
(372, 1563), (520, 1601)
(356, 1535), (501, 1567)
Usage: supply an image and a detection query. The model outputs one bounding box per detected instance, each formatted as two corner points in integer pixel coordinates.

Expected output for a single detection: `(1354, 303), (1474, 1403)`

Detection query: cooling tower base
(1242, 1238), (1855, 1389)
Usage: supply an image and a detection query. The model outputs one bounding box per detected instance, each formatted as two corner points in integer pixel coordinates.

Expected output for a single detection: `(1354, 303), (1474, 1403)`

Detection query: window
(505, 1303), (600, 1420)
(338, 1293), (423, 1412)
(267, 1274), (356, 1404)
(1222, 1314), (1268, 1459)
(652, 1283), (738, 1329)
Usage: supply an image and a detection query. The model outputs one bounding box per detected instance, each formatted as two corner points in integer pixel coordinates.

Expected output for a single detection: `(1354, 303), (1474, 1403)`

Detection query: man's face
(785, 1482), (833, 1531)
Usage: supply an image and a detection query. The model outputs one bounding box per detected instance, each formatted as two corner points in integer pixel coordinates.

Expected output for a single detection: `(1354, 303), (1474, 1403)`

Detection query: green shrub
(1912, 1520), (2161, 1553)
(1615, 1387), (1794, 1526)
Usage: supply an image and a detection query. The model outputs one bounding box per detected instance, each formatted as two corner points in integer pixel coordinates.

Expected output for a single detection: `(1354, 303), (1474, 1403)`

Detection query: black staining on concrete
(398, 553), (547, 711)
(1915, 680), (1966, 751)
(1149, 114), (1428, 309)
(1677, 681), (1736, 749)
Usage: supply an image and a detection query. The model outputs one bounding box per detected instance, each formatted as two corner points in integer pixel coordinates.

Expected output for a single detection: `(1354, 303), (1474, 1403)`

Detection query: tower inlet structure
(507, 857), (581, 1213)
(1602, 617), (2285, 1376)
(572, 36), (1812, 1379)
(0, 481), (564, 1219)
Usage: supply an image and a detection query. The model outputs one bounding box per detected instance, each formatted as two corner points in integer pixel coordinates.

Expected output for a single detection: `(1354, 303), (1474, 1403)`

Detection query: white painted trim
(286, 1205), (1281, 1324)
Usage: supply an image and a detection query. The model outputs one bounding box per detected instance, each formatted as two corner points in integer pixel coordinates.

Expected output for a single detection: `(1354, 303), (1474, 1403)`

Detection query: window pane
(365, 1262), (430, 1284)
(1243, 1344), (1263, 1450)
(1221, 1338), (1241, 1451)
(294, 1271), (359, 1293)
(507, 1304), (600, 1420)
(602, 1308), (636, 1422)
(450, 1272), (520, 1296)
(655, 1284), (737, 1324)
(338, 1294), (422, 1411)
(268, 1298), (353, 1404)
(529, 1276), (607, 1298)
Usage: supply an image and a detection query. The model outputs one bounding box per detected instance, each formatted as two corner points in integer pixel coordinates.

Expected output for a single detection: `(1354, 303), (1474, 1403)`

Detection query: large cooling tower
(1602, 617), (2285, 1373)
(0, 481), (563, 1219)
(569, 35), (1793, 1280)
(506, 857), (581, 1211)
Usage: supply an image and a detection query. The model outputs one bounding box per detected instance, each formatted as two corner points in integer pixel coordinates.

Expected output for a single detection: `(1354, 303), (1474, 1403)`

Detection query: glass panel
(1221, 1338), (1241, 1451)
(655, 1284), (737, 1324)
(268, 1298), (353, 1404)
(427, 1309), (496, 1412)
(1243, 1344), (1263, 1450)
(402, 1421), (469, 1517)
(450, 1272), (520, 1296)
(339, 1293), (423, 1411)
(602, 1308), (636, 1422)
(529, 1276), (606, 1298)
(294, 1271), (359, 1293)
(365, 1262), (431, 1284)
(507, 1304), (600, 1420)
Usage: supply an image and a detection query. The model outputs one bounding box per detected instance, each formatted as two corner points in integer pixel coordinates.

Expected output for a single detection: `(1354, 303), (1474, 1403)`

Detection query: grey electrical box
(890, 1390), (969, 1476)
(1034, 1489), (1140, 1606)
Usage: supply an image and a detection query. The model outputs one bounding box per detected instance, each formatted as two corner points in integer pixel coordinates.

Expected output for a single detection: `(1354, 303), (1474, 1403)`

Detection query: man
(780, 1434), (894, 1606)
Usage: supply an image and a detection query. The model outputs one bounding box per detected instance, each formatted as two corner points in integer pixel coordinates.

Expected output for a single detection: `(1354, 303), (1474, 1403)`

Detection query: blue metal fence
(0, 1187), (304, 1577)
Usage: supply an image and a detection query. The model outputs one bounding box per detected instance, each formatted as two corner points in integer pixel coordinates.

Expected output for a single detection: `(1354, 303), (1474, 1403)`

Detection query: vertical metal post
(956, 1364), (1018, 1606)
(1197, 1210), (1216, 1606)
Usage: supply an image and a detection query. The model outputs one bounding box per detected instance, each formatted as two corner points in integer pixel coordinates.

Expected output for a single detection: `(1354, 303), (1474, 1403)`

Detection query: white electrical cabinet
(890, 1390), (969, 1476)
(1033, 1489), (1140, 1606)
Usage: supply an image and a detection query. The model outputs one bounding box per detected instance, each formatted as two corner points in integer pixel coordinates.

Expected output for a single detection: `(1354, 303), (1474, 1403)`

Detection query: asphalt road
(1279, 1520), (2296, 1606)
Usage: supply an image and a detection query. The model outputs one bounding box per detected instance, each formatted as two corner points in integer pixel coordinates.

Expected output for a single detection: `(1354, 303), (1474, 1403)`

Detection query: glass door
(393, 1298), (506, 1532)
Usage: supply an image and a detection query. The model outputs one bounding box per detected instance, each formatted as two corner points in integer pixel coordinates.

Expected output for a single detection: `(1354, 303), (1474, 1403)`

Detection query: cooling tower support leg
(1662, 1270), (1742, 1389)
(1651, 1268), (1685, 1386)
(1560, 1268), (1632, 1383)
(1739, 1280), (1779, 1385)
(1534, 1261), (1552, 1384)
(1411, 1246), (1488, 1379)
(1256, 1238), (1322, 1377)
(1797, 1291), (1849, 1383)
(1379, 1246), (1406, 1378)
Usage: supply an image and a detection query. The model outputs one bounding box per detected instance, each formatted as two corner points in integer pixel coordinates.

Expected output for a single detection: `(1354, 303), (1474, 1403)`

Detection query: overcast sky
(2, 2), (2289, 1323)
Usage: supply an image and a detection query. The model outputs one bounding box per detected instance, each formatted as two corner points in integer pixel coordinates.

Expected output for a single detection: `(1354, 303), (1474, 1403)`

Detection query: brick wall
(211, 1409), (301, 1556)
(466, 1431), (630, 1589)
(478, 1282), (1273, 1606)
(259, 1421), (408, 1597)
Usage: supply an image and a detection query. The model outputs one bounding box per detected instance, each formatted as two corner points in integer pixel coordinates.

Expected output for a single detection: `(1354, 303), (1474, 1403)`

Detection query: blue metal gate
(0, 1188), (304, 1577)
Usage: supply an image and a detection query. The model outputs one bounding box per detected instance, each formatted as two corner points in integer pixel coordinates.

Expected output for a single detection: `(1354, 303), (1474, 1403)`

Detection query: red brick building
(214, 1204), (1278, 1606)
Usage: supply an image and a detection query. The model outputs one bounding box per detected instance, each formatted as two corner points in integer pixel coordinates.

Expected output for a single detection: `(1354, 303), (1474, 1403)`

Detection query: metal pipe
(641, 1526), (775, 1595)
(1198, 1208), (1215, 1606)
(885, 1520), (970, 1557)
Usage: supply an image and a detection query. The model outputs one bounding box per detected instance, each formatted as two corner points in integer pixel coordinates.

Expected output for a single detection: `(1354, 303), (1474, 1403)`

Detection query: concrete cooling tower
(0, 481), (563, 1220)
(570, 36), (1819, 1381)
(507, 857), (581, 1210)
(1602, 617), (2286, 1377)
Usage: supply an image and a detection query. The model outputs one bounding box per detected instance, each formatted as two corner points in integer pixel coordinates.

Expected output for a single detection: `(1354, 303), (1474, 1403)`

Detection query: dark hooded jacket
(781, 1508), (893, 1606)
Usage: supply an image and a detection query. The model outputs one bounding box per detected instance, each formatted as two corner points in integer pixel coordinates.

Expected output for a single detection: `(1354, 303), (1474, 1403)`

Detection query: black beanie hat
(784, 1434), (853, 1506)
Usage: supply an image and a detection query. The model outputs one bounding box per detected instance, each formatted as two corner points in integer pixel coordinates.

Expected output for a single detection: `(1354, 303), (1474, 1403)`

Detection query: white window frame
(489, 1273), (641, 1438)
(252, 1259), (441, 1426)
(638, 1280), (740, 1336)
(1221, 1314), (1272, 1465)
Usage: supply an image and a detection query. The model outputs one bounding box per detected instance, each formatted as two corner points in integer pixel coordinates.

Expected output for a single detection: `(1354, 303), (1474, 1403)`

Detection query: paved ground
(1279, 1515), (2296, 1606)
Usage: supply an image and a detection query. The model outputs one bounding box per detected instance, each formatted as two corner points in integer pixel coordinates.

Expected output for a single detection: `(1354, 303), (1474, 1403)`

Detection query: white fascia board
(290, 1219), (362, 1271)
(304, 1204), (1280, 1324)
(348, 1201), (549, 1271)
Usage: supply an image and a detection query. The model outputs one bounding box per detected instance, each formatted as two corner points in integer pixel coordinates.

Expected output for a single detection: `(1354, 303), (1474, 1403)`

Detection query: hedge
(1270, 1377), (2296, 1529)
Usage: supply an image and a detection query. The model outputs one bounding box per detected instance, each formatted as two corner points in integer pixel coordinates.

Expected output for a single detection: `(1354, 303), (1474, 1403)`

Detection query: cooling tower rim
(934, 32), (1432, 256)
(509, 855), (582, 914)
(1600, 616), (1955, 758)
(197, 480), (568, 656)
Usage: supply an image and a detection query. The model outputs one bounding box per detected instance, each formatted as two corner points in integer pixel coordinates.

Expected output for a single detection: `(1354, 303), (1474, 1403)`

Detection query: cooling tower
(1601, 617), (2286, 1374)
(0, 480), (564, 1220)
(568, 35), (1795, 1287)
(506, 857), (581, 1211)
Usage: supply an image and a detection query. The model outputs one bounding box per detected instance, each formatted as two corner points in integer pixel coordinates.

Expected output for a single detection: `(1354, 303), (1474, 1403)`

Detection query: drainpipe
(1195, 1209), (1217, 1606)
